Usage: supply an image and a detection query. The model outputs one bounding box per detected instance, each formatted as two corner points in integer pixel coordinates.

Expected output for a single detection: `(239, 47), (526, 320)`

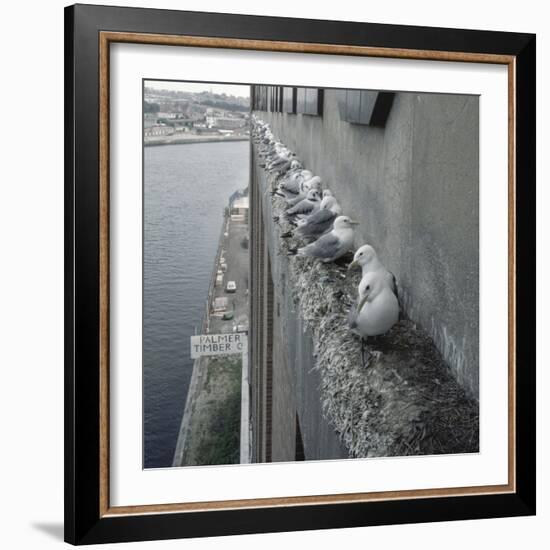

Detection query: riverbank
(145, 134), (249, 147)
(173, 208), (250, 467)
(175, 356), (242, 466)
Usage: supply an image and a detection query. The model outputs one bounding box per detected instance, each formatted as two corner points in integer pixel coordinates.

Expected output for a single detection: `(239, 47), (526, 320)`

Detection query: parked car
(233, 324), (248, 333)
(226, 280), (237, 293)
(222, 311), (234, 321)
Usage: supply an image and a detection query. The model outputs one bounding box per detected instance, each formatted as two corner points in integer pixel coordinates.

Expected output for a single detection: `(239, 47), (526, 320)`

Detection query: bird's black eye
(366, 285), (370, 290)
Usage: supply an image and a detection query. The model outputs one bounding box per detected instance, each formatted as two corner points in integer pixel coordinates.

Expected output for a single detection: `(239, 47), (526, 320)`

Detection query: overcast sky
(145, 80), (250, 98)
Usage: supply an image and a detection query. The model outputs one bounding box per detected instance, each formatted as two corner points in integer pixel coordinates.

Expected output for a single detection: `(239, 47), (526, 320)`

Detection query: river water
(144, 140), (250, 468)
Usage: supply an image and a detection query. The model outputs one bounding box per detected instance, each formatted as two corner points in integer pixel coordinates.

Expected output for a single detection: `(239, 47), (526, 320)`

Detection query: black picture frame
(65, 3), (536, 545)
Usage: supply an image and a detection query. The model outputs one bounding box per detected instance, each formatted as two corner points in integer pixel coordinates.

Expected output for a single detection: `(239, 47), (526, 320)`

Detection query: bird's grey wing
(278, 184), (299, 199)
(286, 193), (305, 207)
(276, 160), (291, 172)
(280, 179), (300, 194)
(306, 232), (341, 259)
(278, 189), (296, 199)
(389, 271), (402, 316)
(271, 156), (287, 166)
(306, 208), (334, 226)
(298, 209), (335, 236)
(389, 271), (399, 298)
(286, 199), (312, 216)
(296, 201), (315, 215)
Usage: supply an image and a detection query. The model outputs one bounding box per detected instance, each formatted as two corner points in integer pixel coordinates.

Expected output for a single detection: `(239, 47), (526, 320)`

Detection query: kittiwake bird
(288, 216), (358, 263)
(319, 190), (341, 213)
(280, 190), (342, 239)
(283, 188), (322, 220)
(274, 169), (313, 198)
(348, 244), (398, 297)
(284, 176), (323, 207)
(267, 149), (297, 173)
(348, 270), (399, 366)
(287, 159), (303, 173)
(303, 175), (322, 192)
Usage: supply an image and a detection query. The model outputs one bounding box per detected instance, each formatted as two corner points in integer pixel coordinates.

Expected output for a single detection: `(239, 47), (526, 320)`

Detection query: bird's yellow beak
(358, 295), (369, 313)
(349, 220), (360, 225)
(348, 260), (359, 271)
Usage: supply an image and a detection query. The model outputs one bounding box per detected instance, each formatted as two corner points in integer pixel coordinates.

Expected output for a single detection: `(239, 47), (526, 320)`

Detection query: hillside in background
(144, 86), (250, 118)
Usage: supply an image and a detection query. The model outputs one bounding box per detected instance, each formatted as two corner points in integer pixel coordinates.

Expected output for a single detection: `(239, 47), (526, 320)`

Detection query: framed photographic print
(64, 3), (536, 545)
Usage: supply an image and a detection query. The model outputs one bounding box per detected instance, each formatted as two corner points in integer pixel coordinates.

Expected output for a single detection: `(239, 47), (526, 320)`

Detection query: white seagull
(275, 169), (313, 198)
(281, 190), (342, 240)
(348, 244), (398, 297)
(348, 270), (399, 365)
(284, 189), (322, 219)
(289, 216), (358, 263)
(285, 176), (323, 207)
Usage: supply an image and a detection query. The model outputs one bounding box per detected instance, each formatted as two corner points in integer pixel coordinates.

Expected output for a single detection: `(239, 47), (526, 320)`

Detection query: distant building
(204, 108), (246, 130)
(231, 196), (249, 223)
(193, 122), (220, 135)
(156, 112), (177, 119)
(144, 125), (174, 137)
(205, 108), (221, 127)
(212, 117), (245, 130)
(143, 113), (157, 128)
(172, 118), (195, 131)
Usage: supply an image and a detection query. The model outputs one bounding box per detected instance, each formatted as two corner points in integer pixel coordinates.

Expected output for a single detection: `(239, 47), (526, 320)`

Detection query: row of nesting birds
(251, 117), (399, 360)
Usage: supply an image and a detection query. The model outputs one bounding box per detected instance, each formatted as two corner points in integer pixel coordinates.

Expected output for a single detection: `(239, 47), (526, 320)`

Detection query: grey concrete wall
(252, 160), (348, 461)
(256, 89), (479, 397)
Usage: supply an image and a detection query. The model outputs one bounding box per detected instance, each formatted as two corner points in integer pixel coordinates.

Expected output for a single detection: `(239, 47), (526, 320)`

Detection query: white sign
(190, 333), (248, 359)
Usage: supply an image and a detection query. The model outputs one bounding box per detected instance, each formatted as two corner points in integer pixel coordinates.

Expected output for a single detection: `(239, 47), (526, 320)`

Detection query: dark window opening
(339, 90), (394, 127)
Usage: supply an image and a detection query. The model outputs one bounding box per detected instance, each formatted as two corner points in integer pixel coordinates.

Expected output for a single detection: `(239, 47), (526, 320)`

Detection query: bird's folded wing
(299, 210), (335, 236)
(306, 232), (341, 258)
(286, 194), (305, 207)
(389, 271), (399, 297)
(304, 208), (335, 227)
(287, 200), (312, 215)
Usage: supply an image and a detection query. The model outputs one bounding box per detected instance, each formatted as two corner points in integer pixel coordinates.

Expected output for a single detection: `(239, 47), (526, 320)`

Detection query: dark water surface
(144, 140), (249, 468)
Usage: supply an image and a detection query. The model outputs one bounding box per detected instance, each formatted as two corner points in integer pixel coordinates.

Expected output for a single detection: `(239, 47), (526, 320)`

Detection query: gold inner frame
(98, 31), (516, 518)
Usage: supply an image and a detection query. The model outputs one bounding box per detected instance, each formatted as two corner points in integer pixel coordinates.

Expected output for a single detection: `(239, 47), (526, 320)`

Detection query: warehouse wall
(250, 160), (348, 462)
